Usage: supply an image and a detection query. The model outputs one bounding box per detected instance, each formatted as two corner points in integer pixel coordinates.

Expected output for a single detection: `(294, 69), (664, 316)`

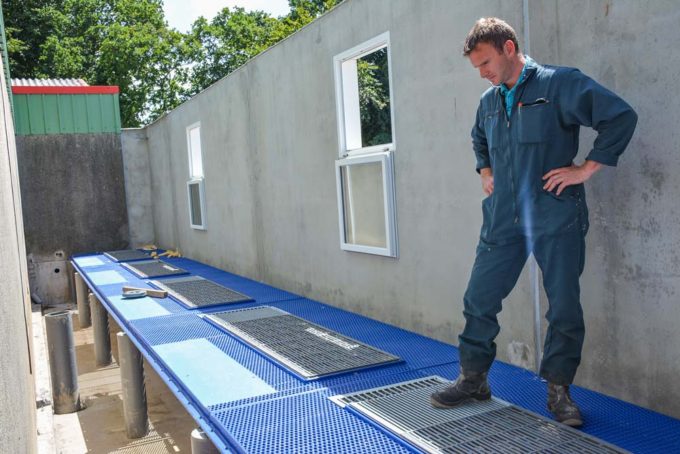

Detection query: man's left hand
(542, 160), (603, 196)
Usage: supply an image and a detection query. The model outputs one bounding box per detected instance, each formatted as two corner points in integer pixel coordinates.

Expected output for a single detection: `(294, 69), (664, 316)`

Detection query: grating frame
(121, 260), (188, 278)
(104, 249), (151, 262)
(331, 376), (626, 454)
(206, 306), (401, 380)
(150, 276), (253, 308)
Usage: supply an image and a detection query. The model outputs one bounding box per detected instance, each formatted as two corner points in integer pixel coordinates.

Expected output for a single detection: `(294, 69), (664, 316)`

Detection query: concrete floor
(40, 304), (202, 453)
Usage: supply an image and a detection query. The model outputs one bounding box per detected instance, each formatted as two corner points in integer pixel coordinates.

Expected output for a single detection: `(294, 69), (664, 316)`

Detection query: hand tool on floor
(121, 286), (168, 298)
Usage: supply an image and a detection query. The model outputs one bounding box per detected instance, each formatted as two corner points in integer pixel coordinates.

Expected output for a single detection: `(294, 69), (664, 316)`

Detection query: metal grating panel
(331, 376), (626, 454)
(104, 249), (151, 262)
(150, 276), (253, 308)
(206, 306), (401, 380)
(121, 260), (188, 278)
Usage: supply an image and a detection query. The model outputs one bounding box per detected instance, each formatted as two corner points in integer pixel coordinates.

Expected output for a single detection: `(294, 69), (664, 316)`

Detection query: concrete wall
(17, 133), (129, 303)
(121, 128), (154, 247)
(0, 50), (37, 454)
(528, 0), (680, 417)
(126, 0), (680, 418)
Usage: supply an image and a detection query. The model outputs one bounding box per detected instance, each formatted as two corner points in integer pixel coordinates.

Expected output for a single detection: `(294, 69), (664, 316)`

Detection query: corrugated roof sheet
(11, 78), (89, 87)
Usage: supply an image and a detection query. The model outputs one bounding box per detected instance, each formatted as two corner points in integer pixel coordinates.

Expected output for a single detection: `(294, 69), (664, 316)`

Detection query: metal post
(73, 272), (91, 328)
(117, 332), (148, 438)
(45, 311), (81, 414)
(191, 428), (220, 454)
(89, 293), (112, 367)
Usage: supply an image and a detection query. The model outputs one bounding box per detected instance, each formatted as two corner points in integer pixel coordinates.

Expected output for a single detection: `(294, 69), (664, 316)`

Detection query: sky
(163, 0), (292, 32)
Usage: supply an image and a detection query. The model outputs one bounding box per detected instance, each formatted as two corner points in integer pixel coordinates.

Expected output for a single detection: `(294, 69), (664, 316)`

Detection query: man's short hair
(463, 17), (520, 56)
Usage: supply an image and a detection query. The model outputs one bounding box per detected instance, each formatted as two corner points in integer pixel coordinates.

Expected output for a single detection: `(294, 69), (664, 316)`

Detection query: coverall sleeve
(557, 68), (638, 166)
(471, 102), (490, 173)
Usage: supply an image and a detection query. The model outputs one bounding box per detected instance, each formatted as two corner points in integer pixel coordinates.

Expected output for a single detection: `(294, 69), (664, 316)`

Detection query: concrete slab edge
(32, 303), (55, 453)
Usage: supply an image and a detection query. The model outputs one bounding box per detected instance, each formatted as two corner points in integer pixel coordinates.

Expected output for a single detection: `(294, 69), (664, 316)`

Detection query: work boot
(547, 383), (583, 427)
(430, 370), (491, 409)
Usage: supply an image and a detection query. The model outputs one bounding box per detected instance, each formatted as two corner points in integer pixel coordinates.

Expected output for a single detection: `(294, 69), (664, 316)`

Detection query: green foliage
(185, 8), (279, 95)
(1, 0), (345, 126)
(358, 48), (392, 147)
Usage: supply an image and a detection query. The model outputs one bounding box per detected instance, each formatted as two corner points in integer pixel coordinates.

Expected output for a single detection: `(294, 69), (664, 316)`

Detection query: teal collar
(499, 56), (536, 118)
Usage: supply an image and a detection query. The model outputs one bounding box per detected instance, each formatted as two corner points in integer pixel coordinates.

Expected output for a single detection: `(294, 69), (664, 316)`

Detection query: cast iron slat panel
(167, 259), (300, 304)
(150, 276), (253, 308)
(331, 376), (626, 454)
(206, 306), (401, 380)
(104, 249), (150, 262)
(121, 260), (188, 278)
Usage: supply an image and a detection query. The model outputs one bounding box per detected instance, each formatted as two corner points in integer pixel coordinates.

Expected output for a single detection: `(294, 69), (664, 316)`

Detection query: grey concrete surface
(127, 0), (680, 418)
(528, 0), (680, 417)
(17, 132), (130, 303)
(0, 53), (37, 453)
(121, 128), (155, 247)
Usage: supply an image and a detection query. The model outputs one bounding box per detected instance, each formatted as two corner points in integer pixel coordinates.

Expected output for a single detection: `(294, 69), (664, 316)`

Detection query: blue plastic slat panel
(72, 256), (107, 267)
(88, 270), (127, 285)
(130, 313), (226, 346)
(107, 295), (173, 320)
(153, 338), (277, 407)
(212, 391), (415, 454)
(69, 253), (680, 454)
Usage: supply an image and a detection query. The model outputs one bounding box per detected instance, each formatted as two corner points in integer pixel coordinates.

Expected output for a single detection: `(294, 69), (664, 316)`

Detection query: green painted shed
(11, 79), (121, 135)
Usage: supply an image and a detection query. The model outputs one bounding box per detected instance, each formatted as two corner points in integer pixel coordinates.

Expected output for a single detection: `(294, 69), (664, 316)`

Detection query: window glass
(189, 126), (203, 178)
(340, 161), (387, 248)
(189, 182), (202, 226)
(357, 47), (392, 148)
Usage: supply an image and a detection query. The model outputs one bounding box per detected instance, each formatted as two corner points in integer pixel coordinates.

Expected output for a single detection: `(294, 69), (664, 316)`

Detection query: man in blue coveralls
(430, 18), (637, 426)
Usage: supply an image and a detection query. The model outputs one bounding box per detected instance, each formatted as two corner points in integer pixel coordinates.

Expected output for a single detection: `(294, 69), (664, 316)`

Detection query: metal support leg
(117, 332), (148, 438)
(73, 272), (91, 328)
(191, 428), (220, 454)
(89, 293), (112, 367)
(45, 311), (81, 414)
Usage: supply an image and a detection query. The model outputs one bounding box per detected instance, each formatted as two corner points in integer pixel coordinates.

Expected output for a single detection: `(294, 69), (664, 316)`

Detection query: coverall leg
(458, 238), (530, 373)
(534, 230), (586, 385)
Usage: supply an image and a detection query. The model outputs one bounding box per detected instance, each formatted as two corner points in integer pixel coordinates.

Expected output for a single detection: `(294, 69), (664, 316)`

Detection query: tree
(184, 8), (278, 95)
(357, 47), (392, 147)
(2, 0), (346, 126)
(184, 1), (344, 95)
(3, 0), (189, 126)
(2, 0), (60, 77)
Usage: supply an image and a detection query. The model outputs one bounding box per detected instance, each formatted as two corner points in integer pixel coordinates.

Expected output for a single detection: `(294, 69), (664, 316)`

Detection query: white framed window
(333, 31), (395, 157)
(187, 122), (204, 179)
(186, 122), (206, 230)
(187, 179), (207, 230)
(333, 32), (398, 257)
(335, 151), (397, 257)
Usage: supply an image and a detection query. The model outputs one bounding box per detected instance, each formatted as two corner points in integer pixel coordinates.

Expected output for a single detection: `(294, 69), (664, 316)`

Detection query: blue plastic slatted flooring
(72, 253), (680, 454)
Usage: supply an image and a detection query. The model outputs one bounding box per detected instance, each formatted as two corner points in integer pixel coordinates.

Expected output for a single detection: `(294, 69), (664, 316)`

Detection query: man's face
(468, 42), (513, 86)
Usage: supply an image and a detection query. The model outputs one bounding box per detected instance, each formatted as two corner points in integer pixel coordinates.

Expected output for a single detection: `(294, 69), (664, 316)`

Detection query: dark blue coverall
(459, 58), (638, 385)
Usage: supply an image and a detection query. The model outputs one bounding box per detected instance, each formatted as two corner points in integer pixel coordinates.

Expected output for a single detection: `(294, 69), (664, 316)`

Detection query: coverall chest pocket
(484, 110), (501, 150)
(518, 100), (553, 143)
